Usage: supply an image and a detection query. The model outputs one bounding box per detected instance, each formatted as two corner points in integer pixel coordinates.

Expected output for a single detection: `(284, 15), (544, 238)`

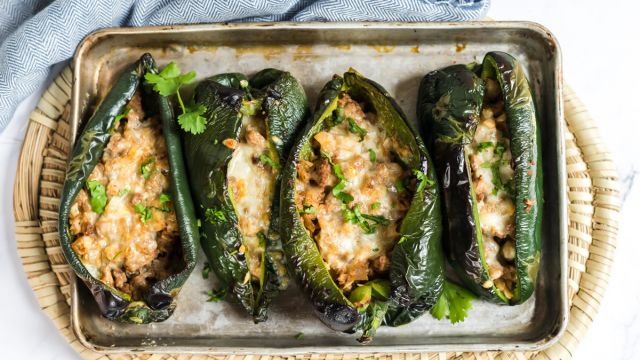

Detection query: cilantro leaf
(141, 157), (155, 180)
(159, 193), (171, 212)
(294, 332), (304, 340)
(134, 203), (153, 224)
(327, 107), (345, 127)
(370, 201), (381, 210)
(368, 148), (377, 162)
(347, 117), (367, 141)
(332, 180), (354, 203)
(259, 152), (280, 169)
(431, 281), (475, 324)
(394, 179), (405, 193)
(86, 180), (107, 214)
(413, 169), (435, 193)
(202, 262), (211, 279)
(144, 62), (196, 96)
(342, 204), (388, 234)
(299, 204), (317, 214)
(145, 62), (207, 135)
(494, 142), (506, 157)
(117, 188), (130, 197)
(178, 103), (207, 135)
(206, 287), (228, 302)
(114, 107), (131, 125)
(476, 141), (494, 152)
(205, 208), (226, 223)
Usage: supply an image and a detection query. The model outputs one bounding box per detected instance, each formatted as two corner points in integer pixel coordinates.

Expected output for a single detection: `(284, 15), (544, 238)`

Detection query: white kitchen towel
(0, 0), (489, 131)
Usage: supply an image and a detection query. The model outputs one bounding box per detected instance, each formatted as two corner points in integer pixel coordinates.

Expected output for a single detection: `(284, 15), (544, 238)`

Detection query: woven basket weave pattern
(12, 67), (619, 360)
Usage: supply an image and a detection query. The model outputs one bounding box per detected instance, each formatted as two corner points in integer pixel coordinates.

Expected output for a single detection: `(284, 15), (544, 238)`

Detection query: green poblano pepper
(58, 53), (199, 323)
(280, 69), (445, 342)
(183, 69), (309, 323)
(417, 52), (543, 304)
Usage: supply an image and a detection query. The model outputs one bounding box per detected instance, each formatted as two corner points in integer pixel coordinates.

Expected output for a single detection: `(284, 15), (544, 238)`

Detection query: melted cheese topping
(69, 94), (181, 299)
(296, 93), (411, 292)
(227, 113), (275, 281)
(466, 79), (517, 298)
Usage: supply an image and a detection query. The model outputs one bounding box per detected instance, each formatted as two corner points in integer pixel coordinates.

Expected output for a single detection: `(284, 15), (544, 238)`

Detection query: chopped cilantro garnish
(371, 201), (381, 210)
(494, 142), (506, 157)
(342, 204), (389, 234)
(328, 107), (345, 127)
(141, 157), (155, 180)
(362, 213), (390, 226)
(299, 204), (317, 214)
(328, 162), (354, 203)
(431, 280), (475, 324)
(205, 208), (226, 223)
(259, 152), (279, 169)
(368, 148), (377, 162)
(117, 188), (130, 197)
(332, 162), (346, 181)
(86, 180), (107, 214)
(394, 179), (405, 193)
(145, 62), (207, 135)
(332, 180), (354, 203)
(113, 107), (131, 125)
(476, 141), (494, 151)
(134, 203), (153, 224)
(294, 332), (304, 340)
(206, 288), (227, 302)
(347, 117), (367, 141)
(202, 262), (211, 279)
(159, 193), (171, 212)
(480, 160), (513, 197)
(413, 169), (435, 193)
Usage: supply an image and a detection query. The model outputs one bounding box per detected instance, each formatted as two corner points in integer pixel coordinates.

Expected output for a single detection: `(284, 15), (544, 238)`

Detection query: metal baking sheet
(69, 21), (567, 355)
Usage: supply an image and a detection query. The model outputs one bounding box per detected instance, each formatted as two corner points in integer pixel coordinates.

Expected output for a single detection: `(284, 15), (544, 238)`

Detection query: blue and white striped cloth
(0, 0), (489, 132)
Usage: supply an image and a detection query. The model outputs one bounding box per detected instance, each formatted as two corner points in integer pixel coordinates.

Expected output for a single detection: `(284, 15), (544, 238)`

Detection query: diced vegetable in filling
(295, 93), (412, 293)
(226, 102), (277, 284)
(466, 78), (517, 299)
(70, 94), (184, 300)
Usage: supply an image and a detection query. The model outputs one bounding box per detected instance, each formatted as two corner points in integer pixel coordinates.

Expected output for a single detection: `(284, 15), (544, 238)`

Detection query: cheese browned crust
(466, 78), (517, 298)
(69, 94), (183, 300)
(295, 93), (411, 292)
(227, 112), (276, 282)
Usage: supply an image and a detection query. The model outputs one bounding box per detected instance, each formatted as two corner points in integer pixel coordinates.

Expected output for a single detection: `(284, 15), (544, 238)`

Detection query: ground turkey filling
(295, 93), (412, 293)
(224, 107), (276, 284)
(466, 78), (518, 299)
(70, 94), (183, 300)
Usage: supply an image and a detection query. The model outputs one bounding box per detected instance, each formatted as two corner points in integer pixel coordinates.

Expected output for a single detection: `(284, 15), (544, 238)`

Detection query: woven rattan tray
(13, 65), (619, 359)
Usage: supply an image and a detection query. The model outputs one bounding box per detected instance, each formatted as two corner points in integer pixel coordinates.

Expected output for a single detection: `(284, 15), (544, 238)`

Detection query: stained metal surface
(69, 21), (567, 355)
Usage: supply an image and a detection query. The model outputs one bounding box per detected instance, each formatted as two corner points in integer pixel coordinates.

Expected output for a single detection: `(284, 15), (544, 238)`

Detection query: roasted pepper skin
(280, 70), (444, 339)
(418, 52), (542, 305)
(183, 69), (308, 323)
(58, 53), (199, 323)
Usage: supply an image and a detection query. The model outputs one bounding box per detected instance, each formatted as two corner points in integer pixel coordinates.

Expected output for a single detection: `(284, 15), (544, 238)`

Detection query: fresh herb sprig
(431, 280), (475, 324)
(145, 62), (207, 135)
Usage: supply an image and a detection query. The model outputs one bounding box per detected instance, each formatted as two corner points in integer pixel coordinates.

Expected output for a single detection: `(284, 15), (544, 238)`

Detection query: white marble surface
(0, 0), (638, 358)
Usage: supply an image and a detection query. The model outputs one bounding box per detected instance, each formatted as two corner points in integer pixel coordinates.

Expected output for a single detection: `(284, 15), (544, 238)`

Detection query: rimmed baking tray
(69, 21), (567, 355)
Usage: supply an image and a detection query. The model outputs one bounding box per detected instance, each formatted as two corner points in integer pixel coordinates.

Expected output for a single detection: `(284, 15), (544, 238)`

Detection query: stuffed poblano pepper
(183, 70), (308, 323)
(281, 69), (445, 342)
(58, 53), (199, 323)
(418, 52), (543, 304)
